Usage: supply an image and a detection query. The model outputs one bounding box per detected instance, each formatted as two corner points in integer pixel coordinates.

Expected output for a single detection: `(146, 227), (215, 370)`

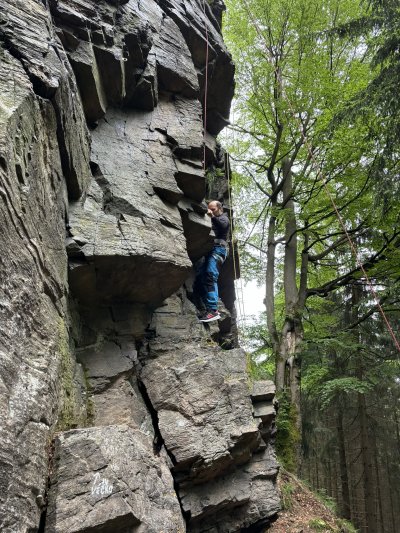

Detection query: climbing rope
(201, 1), (247, 334)
(226, 152), (247, 328)
(201, 0), (210, 171)
(239, 0), (400, 353)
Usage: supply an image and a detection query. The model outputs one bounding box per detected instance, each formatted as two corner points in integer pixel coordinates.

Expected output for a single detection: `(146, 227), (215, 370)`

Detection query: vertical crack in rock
(136, 370), (192, 524)
(37, 439), (56, 533)
(138, 293), (280, 531)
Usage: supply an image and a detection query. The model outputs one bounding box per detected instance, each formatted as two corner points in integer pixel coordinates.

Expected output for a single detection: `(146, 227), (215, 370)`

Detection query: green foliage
(302, 365), (330, 396)
(302, 362), (373, 409)
(314, 488), (337, 513)
(308, 509), (359, 531)
(281, 481), (296, 510)
(332, 0), (400, 205)
(248, 358), (275, 381)
(309, 506), (357, 532)
(276, 390), (301, 471)
(242, 318), (276, 379)
(319, 377), (372, 408)
(205, 165), (225, 197)
(224, 0), (400, 513)
(309, 518), (335, 531)
(336, 518), (358, 533)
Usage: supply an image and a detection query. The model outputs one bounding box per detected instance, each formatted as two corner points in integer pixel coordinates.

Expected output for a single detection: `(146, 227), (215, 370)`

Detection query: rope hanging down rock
(226, 152), (246, 326)
(201, 0), (210, 171)
(201, 1), (246, 329)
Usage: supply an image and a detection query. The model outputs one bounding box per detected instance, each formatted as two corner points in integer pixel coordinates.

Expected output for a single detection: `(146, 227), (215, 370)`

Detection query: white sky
(236, 279), (265, 323)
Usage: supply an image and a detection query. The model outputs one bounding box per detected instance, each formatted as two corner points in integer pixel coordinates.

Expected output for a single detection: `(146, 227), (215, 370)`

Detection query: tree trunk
(337, 402), (351, 519)
(373, 433), (384, 533)
(358, 391), (377, 532)
(275, 158), (303, 469)
(265, 213), (278, 348)
(352, 283), (376, 533)
(385, 450), (396, 533)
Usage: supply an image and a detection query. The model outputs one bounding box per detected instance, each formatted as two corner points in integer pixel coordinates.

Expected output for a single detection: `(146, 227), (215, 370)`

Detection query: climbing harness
(239, 0), (400, 353)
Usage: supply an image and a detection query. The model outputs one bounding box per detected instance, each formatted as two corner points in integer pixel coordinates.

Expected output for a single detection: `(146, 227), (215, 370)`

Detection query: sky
(236, 279), (265, 324)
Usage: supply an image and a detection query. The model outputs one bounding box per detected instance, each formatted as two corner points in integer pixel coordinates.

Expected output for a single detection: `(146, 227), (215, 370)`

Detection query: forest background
(222, 0), (400, 532)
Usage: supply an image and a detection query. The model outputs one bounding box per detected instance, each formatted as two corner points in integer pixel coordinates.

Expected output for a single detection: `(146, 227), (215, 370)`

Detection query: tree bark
(337, 402), (351, 519)
(274, 158), (304, 470)
(282, 158), (298, 314)
(352, 283), (376, 533)
(265, 213), (279, 351)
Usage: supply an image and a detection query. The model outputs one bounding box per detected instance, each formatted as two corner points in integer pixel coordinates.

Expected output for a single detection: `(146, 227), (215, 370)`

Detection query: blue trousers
(195, 245), (227, 311)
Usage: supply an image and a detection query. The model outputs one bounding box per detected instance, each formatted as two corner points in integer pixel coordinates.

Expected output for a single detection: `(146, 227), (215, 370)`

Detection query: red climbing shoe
(199, 310), (221, 322)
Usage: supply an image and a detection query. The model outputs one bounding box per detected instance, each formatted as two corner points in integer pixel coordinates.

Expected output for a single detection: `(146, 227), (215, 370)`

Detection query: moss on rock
(275, 389), (300, 472)
(56, 319), (89, 431)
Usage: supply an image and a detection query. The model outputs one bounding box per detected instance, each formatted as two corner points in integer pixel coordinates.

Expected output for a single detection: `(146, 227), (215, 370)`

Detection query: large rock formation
(0, 0), (279, 531)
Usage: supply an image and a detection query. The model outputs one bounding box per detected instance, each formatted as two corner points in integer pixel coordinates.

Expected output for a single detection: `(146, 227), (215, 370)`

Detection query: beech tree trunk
(267, 158), (305, 470)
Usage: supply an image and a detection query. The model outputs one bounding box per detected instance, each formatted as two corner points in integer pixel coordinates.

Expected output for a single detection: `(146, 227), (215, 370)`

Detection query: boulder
(253, 402), (276, 424)
(45, 426), (186, 533)
(141, 337), (261, 484)
(183, 446), (280, 532)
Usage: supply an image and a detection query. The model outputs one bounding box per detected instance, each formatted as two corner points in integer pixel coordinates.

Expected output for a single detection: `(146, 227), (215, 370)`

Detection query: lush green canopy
(222, 1), (400, 527)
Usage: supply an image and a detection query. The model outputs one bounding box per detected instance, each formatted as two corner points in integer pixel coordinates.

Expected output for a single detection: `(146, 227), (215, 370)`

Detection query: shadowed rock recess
(0, 0), (279, 531)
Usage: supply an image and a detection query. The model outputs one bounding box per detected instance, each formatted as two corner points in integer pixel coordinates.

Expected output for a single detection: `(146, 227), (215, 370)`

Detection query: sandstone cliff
(0, 1), (279, 531)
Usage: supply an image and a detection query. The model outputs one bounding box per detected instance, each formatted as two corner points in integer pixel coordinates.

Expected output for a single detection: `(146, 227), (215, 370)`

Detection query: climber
(195, 200), (229, 323)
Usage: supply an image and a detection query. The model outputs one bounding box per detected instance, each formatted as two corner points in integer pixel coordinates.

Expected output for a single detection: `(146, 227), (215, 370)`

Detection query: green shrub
(336, 518), (358, 533)
(309, 518), (334, 531)
(281, 481), (296, 510)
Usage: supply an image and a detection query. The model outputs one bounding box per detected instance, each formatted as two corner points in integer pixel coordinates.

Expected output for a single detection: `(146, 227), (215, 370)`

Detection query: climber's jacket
(211, 212), (229, 246)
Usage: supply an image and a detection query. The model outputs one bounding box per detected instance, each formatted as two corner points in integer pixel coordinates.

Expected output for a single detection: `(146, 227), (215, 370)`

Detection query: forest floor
(268, 469), (356, 533)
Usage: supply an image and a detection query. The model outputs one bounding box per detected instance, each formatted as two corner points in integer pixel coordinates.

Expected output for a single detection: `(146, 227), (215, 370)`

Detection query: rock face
(139, 294), (280, 531)
(46, 426), (186, 533)
(0, 0), (279, 532)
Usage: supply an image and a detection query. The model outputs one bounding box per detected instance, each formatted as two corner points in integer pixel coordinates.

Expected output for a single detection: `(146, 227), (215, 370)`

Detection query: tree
(224, 0), (400, 472)
(300, 279), (400, 532)
(336, 0), (400, 203)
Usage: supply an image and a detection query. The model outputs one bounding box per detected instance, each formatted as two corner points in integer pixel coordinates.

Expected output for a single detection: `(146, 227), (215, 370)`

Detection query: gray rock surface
(76, 332), (154, 433)
(0, 0), (279, 531)
(251, 380), (277, 402)
(156, 0), (235, 134)
(183, 448), (280, 532)
(139, 293), (280, 530)
(0, 44), (72, 531)
(0, 0), (91, 199)
(141, 342), (261, 484)
(46, 425), (186, 533)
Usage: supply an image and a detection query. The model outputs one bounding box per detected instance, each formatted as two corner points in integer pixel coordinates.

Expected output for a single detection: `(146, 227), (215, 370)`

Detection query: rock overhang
(67, 207), (192, 305)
